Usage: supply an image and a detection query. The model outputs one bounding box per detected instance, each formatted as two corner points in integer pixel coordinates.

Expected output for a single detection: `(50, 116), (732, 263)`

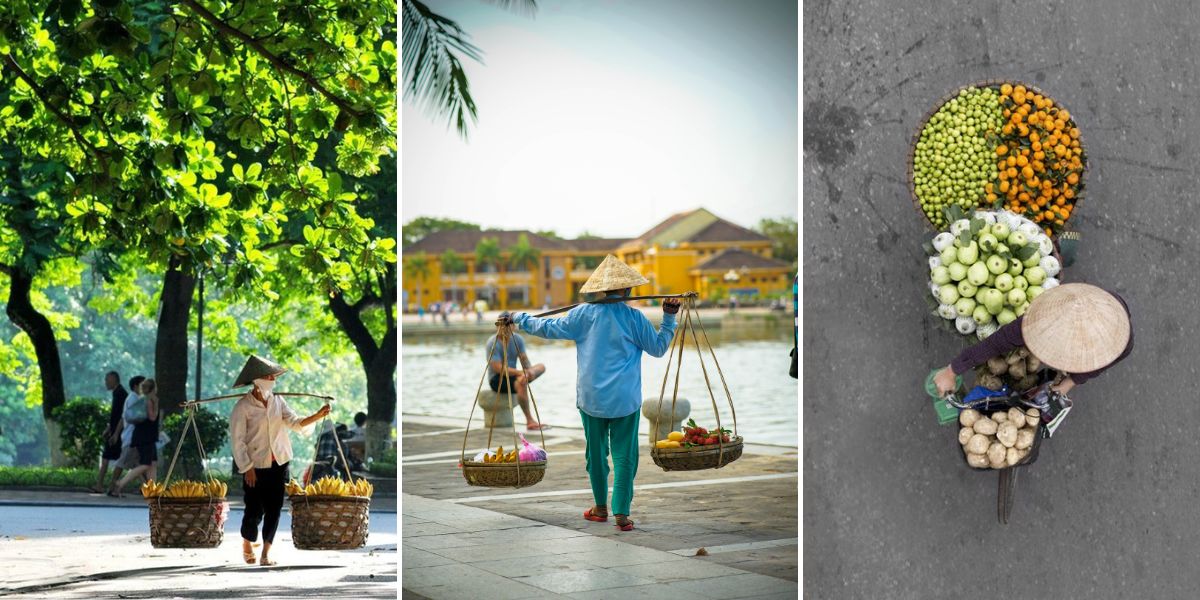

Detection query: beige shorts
(115, 446), (141, 470)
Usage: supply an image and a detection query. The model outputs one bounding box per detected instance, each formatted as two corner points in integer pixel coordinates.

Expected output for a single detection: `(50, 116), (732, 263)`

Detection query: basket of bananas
(286, 475), (374, 550)
(461, 444), (547, 488)
(141, 479), (230, 548)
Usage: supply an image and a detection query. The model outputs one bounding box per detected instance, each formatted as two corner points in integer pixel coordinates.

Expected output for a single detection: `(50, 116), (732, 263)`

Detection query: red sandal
(583, 508), (608, 522)
(615, 516), (634, 532)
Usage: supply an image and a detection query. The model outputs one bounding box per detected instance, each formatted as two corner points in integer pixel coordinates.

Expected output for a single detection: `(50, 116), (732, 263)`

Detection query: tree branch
(179, 0), (366, 118)
(2, 54), (102, 165)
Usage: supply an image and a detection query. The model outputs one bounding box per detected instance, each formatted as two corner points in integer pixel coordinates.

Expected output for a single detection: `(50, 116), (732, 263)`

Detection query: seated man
(486, 321), (549, 430)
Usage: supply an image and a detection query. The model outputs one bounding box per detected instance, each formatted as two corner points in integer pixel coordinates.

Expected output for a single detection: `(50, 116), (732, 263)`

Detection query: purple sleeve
(950, 318), (1026, 375)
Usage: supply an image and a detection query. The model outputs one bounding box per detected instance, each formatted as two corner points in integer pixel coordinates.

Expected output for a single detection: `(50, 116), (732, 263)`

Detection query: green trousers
(579, 409), (640, 516)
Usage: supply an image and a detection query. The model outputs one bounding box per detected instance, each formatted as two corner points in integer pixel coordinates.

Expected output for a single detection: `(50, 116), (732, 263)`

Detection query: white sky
(401, 0), (798, 238)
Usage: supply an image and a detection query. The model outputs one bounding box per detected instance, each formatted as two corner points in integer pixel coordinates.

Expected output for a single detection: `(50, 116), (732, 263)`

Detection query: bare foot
(527, 422), (551, 431)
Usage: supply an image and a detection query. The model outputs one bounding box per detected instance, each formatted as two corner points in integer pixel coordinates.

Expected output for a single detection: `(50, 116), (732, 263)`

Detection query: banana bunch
(206, 479), (228, 498)
(350, 478), (374, 498)
(482, 446), (519, 463)
(287, 476), (374, 497)
(160, 480), (218, 498)
(286, 479), (305, 496)
(141, 480), (165, 498)
(311, 476), (351, 496)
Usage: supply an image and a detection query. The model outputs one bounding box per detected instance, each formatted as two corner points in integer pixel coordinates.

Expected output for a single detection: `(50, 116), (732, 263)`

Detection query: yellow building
(402, 208), (793, 311)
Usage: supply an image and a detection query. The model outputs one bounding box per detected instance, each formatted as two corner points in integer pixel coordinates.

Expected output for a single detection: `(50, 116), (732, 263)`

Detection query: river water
(401, 322), (797, 446)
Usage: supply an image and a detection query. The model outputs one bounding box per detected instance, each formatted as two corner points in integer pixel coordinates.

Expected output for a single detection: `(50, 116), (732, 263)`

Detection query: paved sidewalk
(0, 504), (397, 598)
(402, 493), (796, 599)
(401, 414), (798, 596)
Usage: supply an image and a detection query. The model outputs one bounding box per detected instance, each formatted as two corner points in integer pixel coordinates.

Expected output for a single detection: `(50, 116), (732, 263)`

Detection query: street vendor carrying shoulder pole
(934, 283), (1133, 399)
(500, 255), (681, 532)
(228, 355), (330, 566)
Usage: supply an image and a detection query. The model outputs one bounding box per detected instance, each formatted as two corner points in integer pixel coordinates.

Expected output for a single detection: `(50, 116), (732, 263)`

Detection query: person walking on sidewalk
(111, 379), (159, 496)
(503, 255), (680, 532)
(229, 355), (330, 566)
(92, 371), (128, 493)
(486, 323), (549, 431)
(108, 375), (147, 495)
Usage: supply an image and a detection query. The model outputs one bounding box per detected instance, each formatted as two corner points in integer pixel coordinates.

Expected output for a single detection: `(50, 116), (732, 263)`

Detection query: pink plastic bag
(518, 433), (547, 462)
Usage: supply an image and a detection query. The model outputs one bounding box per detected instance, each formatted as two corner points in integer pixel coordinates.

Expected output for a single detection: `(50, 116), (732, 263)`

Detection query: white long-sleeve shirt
(228, 390), (310, 473)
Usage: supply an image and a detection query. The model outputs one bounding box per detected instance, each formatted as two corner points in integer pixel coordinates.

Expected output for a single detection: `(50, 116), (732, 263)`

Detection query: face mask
(254, 378), (276, 393)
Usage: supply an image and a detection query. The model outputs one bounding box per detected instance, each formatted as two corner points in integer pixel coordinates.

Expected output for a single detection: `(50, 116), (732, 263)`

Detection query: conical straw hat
(579, 255), (649, 294)
(232, 355), (287, 388)
(1021, 283), (1130, 373)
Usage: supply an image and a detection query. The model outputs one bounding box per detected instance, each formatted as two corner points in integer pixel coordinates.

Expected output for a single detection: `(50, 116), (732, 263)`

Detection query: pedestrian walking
(92, 371), (128, 493)
(111, 379), (159, 497)
(504, 255), (679, 531)
(108, 375), (147, 495)
(228, 355), (329, 565)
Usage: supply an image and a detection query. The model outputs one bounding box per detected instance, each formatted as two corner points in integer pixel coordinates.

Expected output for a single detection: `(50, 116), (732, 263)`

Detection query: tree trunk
(328, 279), (396, 462)
(155, 257), (196, 414)
(364, 323), (397, 460)
(6, 269), (69, 465)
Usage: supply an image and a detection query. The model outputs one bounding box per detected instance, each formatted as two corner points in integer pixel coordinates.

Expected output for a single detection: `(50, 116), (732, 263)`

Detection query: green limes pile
(912, 87), (1004, 228)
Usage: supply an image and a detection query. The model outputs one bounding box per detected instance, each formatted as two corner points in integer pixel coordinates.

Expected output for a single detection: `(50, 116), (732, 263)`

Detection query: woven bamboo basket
(146, 497), (228, 548)
(288, 495), (370, 550)
(651, 437), (743, 471)
(461, 460), (547, 488)
(908, 79), (1089, 233)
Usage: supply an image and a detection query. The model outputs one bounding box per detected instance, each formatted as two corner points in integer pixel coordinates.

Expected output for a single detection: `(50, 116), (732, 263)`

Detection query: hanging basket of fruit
(924, 207), (1063, 339)
(650, 296), (743, 471)
(286, 416), (374, 550)
(459, 324), (548, 488)
(908, 80), (1087, 238)
(142, 405), (229, 549)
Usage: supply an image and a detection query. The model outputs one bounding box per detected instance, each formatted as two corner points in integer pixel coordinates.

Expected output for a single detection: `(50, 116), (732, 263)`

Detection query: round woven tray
(288, 494), (370, 550)
(461, 460), (546, 488)
(651, 437), (743, 471)
(908, 79), (1089, 233)
(146, 496), (229, 548)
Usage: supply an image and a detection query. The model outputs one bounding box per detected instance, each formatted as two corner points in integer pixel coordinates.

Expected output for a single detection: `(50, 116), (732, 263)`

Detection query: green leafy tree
(756, 217), (798, 269)
(0, 0), (397, 429)
(473, 236), (501, 305)
(402, 216), (479, 247)
(402, 0), (537, 137)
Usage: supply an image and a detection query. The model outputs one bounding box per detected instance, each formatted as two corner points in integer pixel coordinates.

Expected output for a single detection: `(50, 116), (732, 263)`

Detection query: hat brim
(1021, 284), (1130, 373)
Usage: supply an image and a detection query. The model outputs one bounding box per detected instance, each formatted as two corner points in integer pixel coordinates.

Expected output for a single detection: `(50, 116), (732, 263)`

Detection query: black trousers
(241, 461), (288, 544)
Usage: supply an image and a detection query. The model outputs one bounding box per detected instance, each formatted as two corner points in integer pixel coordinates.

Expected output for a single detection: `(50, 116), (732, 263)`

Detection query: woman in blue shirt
(504, 255), (679, 531)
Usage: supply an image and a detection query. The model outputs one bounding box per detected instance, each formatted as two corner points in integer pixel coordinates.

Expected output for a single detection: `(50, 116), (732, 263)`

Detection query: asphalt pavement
(804, 1), (1200, 598)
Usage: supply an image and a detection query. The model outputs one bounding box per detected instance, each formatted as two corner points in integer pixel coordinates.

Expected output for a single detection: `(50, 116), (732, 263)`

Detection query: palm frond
(402, 0), (483, 138)
(479, 0), (539, 17)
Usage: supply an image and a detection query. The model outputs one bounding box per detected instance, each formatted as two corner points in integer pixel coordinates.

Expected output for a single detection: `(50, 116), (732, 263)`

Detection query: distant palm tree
(440, 249), (466, 274)
(402, 0), (538, 138)
(404, 253), (431, 311)
(475, 237), (502, 305)
(507, 234), (540, 272)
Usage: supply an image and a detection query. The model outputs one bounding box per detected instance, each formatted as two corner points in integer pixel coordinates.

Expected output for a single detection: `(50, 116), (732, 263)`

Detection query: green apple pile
(927, 209), (1061, 339)
(912, 86), (1005, 228)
